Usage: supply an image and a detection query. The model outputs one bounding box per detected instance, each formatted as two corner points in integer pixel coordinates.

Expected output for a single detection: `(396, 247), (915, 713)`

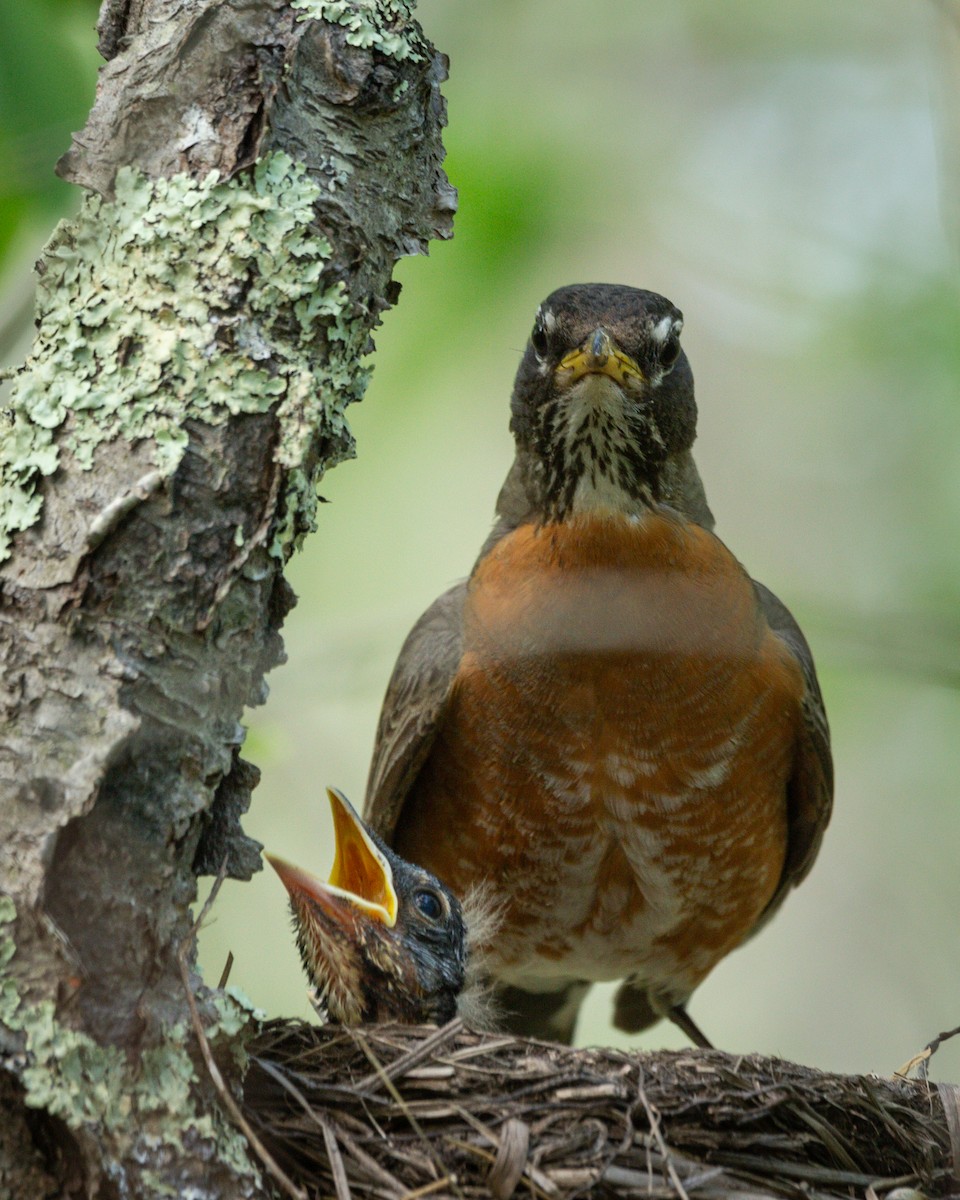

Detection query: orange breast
(394, 509), (804, 999)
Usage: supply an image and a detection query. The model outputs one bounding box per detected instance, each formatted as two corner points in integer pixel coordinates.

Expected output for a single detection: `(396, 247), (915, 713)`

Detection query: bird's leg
(666, 1002), (714, 1049)
(495, 980), (591, 1044)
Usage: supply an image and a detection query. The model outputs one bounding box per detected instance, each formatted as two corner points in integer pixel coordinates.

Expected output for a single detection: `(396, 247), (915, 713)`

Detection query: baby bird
(267, 788), (471, 1026)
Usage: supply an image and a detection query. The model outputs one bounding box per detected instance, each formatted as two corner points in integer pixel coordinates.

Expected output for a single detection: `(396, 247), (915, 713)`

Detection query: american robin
(267, 787), (469, 1025)
(363, 282), (833, 1046)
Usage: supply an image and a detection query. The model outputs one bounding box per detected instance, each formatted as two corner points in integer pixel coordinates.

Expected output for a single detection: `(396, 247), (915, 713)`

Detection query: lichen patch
(0, 152), (365, 563)
(0, 897), (261, 1191)
(291, 0), (425, 61)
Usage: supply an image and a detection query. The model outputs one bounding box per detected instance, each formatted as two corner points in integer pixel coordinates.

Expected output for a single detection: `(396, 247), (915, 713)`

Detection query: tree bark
(0, 1), (454, 1195)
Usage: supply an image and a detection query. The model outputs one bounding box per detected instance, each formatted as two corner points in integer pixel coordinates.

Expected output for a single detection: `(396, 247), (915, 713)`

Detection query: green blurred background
(3, 1), (958, 1078)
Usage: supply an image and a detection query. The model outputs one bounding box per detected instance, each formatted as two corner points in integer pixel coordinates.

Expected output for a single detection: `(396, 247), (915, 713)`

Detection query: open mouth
(266, 787), (398, 928)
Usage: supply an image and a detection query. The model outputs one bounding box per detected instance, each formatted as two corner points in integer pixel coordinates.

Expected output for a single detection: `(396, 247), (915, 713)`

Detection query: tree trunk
(0, 0), (454, 1194)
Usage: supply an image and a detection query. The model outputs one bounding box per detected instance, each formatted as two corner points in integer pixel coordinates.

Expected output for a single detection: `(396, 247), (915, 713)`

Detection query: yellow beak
(556, 327), (644, 386)
(266, 787), (398, 927)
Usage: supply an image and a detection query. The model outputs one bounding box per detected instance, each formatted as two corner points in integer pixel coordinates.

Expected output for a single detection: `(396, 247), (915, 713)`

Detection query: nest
(240, 1017), (960, 1200)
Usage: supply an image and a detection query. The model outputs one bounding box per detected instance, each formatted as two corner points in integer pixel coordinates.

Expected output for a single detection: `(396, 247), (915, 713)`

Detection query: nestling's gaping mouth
(266, 787), (398, 928)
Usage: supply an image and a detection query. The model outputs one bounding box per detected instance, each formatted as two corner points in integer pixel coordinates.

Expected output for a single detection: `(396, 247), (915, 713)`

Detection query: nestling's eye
(413, 888), (443, 921)
(530, 318), (549, 359)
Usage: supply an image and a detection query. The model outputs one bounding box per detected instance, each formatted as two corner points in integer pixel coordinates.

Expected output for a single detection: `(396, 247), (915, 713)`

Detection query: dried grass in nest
(241, 1017), (960, 1200)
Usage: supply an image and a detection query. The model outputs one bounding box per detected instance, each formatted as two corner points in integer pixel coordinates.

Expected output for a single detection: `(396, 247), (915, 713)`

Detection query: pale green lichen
(138, 1028), (195, 1116)
(291, 0), (424, 61)
(208, 987), (265, 1074)
(7, 999), (259, 1187)
(0, 897), (260, 1187)
(20, 1002), (130, 1129)
(11, 998), (255, 1167)
(217, 987), (265, 1035)
(0, 151), (366, 562)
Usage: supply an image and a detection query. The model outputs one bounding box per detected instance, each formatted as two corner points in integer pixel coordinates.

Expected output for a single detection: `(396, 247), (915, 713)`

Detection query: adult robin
(363, 283), (833, 1046)
(268, 787), (471, 1025)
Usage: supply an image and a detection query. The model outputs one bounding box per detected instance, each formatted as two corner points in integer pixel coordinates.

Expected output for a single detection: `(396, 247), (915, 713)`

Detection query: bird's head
(266, 788), (467, 1026)
(509, 283), (697, 522)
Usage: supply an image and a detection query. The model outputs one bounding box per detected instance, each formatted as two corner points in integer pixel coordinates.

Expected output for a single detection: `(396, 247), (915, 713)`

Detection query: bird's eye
(413, 889), (443, 921)
(658, 338), (681, 370)
(530, 319), (549, 359)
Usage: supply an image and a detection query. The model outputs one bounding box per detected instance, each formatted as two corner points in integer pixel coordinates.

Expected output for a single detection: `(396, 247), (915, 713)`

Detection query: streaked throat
(537, 374), (662, 522)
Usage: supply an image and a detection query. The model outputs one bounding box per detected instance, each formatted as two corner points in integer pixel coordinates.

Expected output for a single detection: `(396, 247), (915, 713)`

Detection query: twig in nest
(356, 1017), (464, 1091)
(635, 1067), (690, 1200)
(446, 1138), (555, 1200)
(320, 1119), (352, 1200)
(455, 1106), (555, 1198)
(254, 1054), (403, 1195)
(177, 858), (307, 1200)
(218, 950), (234, 990)
(351, 1028), (465, 1199)
(896, 1023), (960, 1080)
(402, 1175), (459, 1198)
(937, 1081), (960, 1191)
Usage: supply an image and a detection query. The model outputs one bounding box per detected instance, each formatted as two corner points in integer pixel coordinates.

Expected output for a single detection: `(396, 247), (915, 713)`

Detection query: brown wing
(363, 581), (466, 843)
(753, 580), (834, 926)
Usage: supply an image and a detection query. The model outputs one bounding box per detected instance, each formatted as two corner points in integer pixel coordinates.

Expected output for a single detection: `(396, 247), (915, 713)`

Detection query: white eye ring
(651, 315), (681, 344)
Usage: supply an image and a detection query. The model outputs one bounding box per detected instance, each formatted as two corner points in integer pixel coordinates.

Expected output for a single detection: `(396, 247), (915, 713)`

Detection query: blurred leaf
(0, 0), (100, 260)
